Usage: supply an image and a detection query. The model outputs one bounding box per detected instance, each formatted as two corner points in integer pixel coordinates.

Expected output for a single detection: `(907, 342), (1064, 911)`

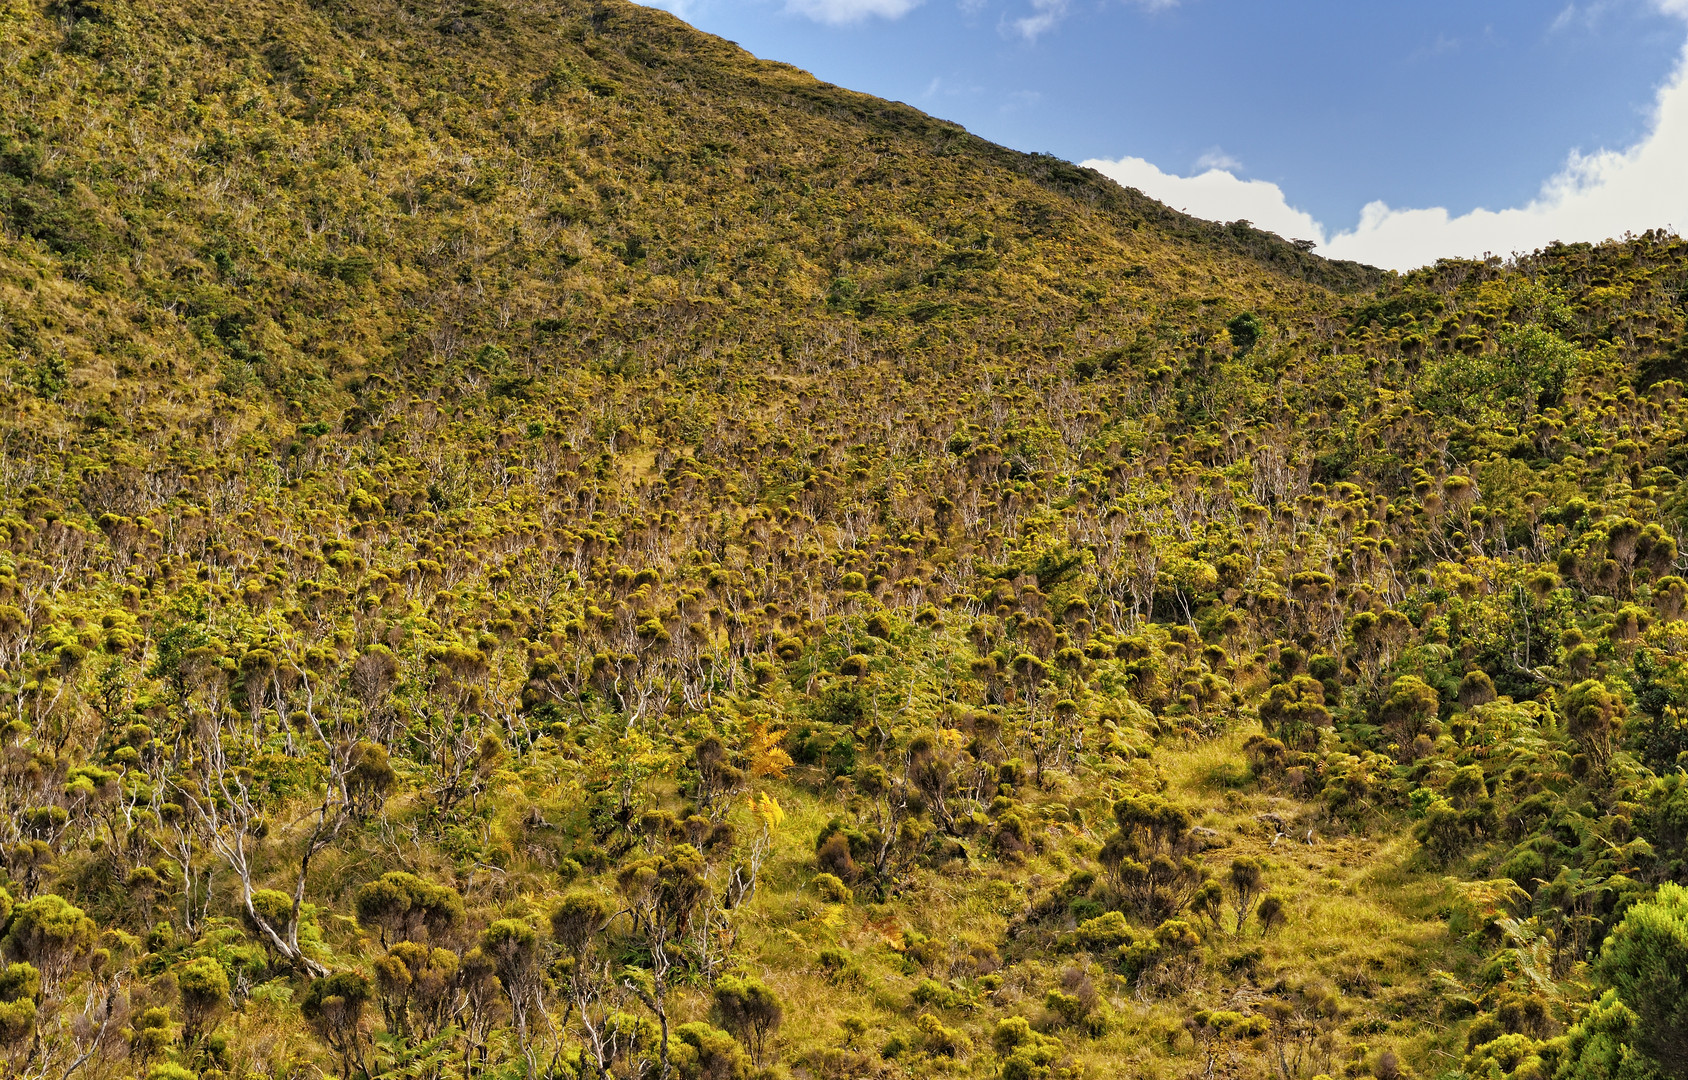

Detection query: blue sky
(636, 0), (1688, 269)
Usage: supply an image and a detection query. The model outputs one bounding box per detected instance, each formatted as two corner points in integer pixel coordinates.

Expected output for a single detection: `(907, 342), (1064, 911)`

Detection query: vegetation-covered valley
(0, 0), (1686, 1078)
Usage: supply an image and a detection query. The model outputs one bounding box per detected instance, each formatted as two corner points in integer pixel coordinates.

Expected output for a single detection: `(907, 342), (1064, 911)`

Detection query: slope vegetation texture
(1, 0), (1687, 1078)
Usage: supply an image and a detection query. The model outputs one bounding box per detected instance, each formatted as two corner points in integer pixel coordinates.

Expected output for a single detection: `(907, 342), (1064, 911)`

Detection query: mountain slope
(4, 0), (1379, 428)
(3, 3), (1688, 1080)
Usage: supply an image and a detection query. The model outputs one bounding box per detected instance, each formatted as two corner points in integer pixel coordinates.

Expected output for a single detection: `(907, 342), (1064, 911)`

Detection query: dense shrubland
(0, 0), (1687, 1078)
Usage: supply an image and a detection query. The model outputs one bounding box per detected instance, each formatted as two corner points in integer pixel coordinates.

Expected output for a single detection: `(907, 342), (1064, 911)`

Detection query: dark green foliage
(31, 354), (67, 398)
(1226, 312), (1263, 354)
(1552, 992), (1668, 1080)
(1593, 883), (1688, 1074)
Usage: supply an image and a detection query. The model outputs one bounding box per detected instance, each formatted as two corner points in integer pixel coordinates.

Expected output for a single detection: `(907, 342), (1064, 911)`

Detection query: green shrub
(176, 956), (229, 1043)
(1551, 990), (1665, 1080)
(672, 1022), (749, 1080)
(994, 1017), (1063, 1080)
(911, 978), (974, 1010)
(1591, 882), (1688, 1071)
(915, 1012), (971, 1057)
(811, 873), (853, 904)
(1073, 911), (1135, 952)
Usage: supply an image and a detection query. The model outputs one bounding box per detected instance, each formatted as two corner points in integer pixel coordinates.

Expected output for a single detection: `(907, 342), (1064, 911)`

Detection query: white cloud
(1009, 0), (1177, 43)
(1320, 39), (1688, 269)
(922, 76), (988, 102)
(1086, 27), (1688, 271)
(1011, 0), (1067, 40)
(1080, 154), (1326, 245)
(636, 0), (922, 20)
(1547, 4), (1616, 34)
(782, 0), (922, 23)
(1194, 147), (1243, 172)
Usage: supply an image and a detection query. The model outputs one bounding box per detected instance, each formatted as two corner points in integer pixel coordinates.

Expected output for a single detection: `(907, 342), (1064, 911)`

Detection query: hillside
(2, 1), (1688, 1080)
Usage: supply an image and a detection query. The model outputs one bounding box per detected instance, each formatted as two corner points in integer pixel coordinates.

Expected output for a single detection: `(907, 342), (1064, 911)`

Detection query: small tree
(301, 971), (373, 1079)
(354, 872), (465, 945)
(691, 736), (743, 817)
(994, 1016), (1063, 1080)
(1551, 990), (1665, 1080)
(1458, 670), (1497, 710)
(1380, 675), (1439, 757)
(552, 891), (643, 1077)
(482, 919), (544, 1079)
(129, 1007), (172, 1063)
(0, 997), (33, 1058)
(1261, 982), (1340, 1080)
(1189, 879), (1226, 935)
(346, 741), (397, 820)
(619, 846), (709, 1078)
(1257, 894), (1287, 936)
(176, 956), (229, 1046)
(373, 941), (460, 1040)
(1259, 676), (1330, 750)
(1, 893), (94, 995)
(1101, 794), (1199, 920)
(670, 1021), (750, 1080)
(714, 975), (783, 1065)
(0, 963), (37, 1060)
(0, 964), (38, 1004)
(351, 645), (402, 742)
(1565, 679), (1625, 772)
(1186, 1010), (1268, 1080)
(1229, 857), (1265, 935)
